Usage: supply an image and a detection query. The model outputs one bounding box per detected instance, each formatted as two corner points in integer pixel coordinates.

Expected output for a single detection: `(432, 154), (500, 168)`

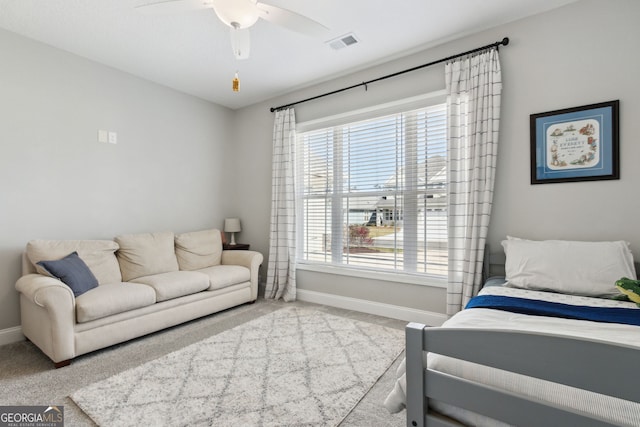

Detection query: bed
(385, 237), (640, 427)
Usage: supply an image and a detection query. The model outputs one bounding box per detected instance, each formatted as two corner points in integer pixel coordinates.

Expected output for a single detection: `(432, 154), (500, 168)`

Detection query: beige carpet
(0, 299), (407, 426)
(70, 306), (404, 426)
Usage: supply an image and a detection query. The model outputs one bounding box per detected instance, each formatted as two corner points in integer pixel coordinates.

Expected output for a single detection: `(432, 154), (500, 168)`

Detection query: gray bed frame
(404, 253), (640, 427)
(405, 323), (640, 427)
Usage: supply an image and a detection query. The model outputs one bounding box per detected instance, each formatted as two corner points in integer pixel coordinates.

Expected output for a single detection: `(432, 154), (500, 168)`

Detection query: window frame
(295, 91), (448, 287)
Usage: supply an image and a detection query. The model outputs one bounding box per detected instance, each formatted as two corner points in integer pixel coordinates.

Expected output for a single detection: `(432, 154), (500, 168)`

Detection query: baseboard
(296, 289), (448, 326)
(0, 326), (24, 346)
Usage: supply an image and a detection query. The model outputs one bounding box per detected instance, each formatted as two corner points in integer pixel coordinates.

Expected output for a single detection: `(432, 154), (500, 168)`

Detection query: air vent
(326, 33), (360, 51)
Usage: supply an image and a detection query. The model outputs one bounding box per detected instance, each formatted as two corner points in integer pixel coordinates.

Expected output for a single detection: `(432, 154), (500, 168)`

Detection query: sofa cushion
(130, 271), (210, 302)
(37, 252), (99, 297)
(175, 229), (223, 271)
(75, 283), (156, 323)
(197, 265), (251, 290)
(27, 239), (122, 284)
(115, 232), (179, 282)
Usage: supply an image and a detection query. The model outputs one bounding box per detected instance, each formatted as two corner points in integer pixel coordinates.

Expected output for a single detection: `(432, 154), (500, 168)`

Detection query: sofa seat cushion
(130, 271), (210, 302)
(175, 229), (223, 271)
(27, 239), (121, 284)
(197, 265), (251, 290)
(76, 283), (156, 323)
(115, 232), (179, 282)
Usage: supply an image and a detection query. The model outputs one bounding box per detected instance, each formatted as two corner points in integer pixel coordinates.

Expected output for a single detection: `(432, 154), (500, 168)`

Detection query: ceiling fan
(136, 0), (330, 60)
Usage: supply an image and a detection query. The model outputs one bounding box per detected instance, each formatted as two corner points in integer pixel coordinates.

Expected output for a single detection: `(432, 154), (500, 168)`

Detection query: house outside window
(296, 99), (447, 280)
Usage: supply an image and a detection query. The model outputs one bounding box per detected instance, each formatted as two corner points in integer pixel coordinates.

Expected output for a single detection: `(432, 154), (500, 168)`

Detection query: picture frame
(530, 100), (619, 184)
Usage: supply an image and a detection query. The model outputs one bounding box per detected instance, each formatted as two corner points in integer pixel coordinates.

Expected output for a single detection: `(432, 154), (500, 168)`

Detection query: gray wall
(233, 0), (640, 315)
(0, 29), (235, 330)
(488, 0), (640, 251)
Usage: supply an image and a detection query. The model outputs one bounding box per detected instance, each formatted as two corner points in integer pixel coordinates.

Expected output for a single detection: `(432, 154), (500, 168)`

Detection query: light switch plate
(98, 129), (108, 143)
(108, 132), (117, 144)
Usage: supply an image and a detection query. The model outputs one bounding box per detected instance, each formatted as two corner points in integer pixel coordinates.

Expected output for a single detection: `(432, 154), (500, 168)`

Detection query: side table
(223, 243), (250, 250)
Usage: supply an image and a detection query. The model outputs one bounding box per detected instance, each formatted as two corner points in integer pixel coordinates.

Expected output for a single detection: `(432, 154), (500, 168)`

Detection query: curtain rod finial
(501, 37), (509, 46)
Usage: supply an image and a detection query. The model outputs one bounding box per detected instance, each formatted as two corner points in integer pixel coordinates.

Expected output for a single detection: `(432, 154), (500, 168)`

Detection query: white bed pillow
(501, 236), (636, 298)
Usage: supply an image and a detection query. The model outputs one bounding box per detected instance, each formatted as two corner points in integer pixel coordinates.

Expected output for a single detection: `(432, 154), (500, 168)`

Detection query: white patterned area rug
(70, 306), (404, 426)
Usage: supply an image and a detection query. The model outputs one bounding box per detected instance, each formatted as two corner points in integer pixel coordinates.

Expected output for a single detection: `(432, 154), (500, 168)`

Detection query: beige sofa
(15, 229), (262, 368)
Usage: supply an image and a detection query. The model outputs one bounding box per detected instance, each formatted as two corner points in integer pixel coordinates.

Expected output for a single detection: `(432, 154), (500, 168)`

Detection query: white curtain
(446, 48), (502, 316)
(265, 108), (297, 301)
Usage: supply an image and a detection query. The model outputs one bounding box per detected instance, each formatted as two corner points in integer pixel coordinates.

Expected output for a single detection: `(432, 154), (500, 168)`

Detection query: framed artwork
(530, 100), (619, 184)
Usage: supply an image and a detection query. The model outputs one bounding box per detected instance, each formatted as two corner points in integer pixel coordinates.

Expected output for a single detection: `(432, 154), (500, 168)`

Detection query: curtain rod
(270, 37), (509, 113)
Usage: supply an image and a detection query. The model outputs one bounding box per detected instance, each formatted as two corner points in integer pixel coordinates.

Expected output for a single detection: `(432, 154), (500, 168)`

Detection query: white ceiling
(0, 0), (577, 110)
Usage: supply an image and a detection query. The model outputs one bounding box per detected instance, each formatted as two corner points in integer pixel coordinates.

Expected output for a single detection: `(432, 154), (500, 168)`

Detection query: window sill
(296, 262), (447, 289)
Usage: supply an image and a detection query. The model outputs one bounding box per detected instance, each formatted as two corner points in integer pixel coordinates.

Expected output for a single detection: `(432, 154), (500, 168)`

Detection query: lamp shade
(224, 218), (241, 233)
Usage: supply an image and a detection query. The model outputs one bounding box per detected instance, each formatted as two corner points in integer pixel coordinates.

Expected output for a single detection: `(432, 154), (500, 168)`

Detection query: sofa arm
(16, 274), (75, 307)
(15, 274), (76, 363)
(221, 250), (263, 299)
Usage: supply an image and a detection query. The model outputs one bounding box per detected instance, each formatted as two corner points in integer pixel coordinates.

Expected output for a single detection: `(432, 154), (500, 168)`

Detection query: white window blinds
(297, 103), (447, 277)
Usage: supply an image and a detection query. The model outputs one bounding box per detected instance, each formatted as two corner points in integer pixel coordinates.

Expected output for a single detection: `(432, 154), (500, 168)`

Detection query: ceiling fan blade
(230, 26), (251, 59)
(134, 0), (212, 14)
(255, 3), (329, 37)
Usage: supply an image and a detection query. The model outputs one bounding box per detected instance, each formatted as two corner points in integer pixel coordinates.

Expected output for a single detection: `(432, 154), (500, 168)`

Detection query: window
(297, 101), (447, 279)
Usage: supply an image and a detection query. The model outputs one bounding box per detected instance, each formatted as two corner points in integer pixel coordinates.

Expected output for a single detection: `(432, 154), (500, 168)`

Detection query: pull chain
(232, 71), (240, 92)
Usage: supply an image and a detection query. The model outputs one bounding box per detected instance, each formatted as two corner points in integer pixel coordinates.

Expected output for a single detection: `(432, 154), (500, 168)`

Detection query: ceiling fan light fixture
(212, 0), (260, 29)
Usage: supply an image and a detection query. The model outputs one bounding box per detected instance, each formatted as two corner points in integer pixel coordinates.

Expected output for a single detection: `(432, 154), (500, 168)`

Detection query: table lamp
(224, 218), (241, 245)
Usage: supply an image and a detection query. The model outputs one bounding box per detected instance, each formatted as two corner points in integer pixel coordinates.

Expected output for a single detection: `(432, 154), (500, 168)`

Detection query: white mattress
(385, 286), (640, 426)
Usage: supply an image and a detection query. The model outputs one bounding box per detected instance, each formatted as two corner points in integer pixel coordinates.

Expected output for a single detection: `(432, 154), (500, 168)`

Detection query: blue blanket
(465, 295), (640, 327)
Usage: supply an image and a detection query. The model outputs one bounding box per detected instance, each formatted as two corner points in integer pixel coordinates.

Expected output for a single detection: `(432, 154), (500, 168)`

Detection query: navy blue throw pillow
(37, 252), (99, 297)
